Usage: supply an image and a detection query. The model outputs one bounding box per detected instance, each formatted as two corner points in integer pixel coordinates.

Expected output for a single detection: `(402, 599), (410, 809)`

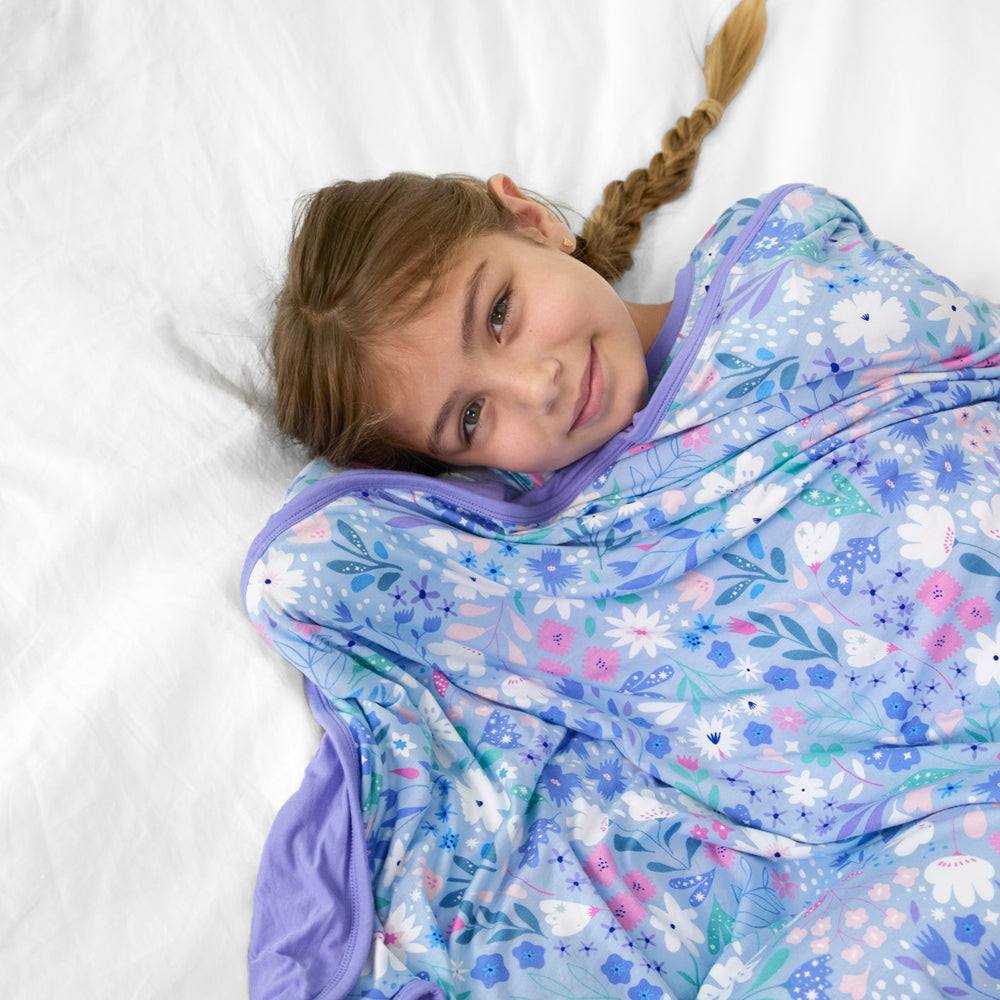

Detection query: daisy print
(830, 290), (909, 353)
(604, 603), (676, 658)
(921, 286), (975, 342)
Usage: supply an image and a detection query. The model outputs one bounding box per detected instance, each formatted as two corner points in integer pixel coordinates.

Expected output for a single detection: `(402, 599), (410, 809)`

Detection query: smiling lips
(571, 344), (605, 432)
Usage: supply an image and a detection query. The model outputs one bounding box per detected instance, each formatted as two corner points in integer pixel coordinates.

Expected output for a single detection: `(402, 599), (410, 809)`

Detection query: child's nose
(506, 357), (559, 412)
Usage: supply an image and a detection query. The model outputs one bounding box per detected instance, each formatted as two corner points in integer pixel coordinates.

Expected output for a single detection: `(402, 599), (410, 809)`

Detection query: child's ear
(487, 174), (575, 252)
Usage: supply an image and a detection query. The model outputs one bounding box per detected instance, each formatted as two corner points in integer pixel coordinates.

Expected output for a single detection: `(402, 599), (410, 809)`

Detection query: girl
(245, 1), (1000, 998)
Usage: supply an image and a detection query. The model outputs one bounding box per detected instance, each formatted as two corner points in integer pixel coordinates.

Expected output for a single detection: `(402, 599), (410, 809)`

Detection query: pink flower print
(727, 617), (758, 635)
(810, 936), (830, 955)
(676, 755), (700, 771)
(711, 820), (731, 840)
(289, 511), (331, 543)
(839, 964), (871, 1000)
(787, 927), (807, 945)
(883, 908), (905, 929)
(537, 619), (575, 655)
(841, 944), (865, 965)
(705, 843), (736, 868)
(691, 825), (709, 839)
(294, 621), (321, 639)
(583, 844), (619, 887)
(772, 706), (805, 732)
(921, 623), (963, 663)
(623, 870), (655, 902)
(916, 570), (961, 616)
(962, 432), (987, 455)
(958, 596), (993, 631)
(771, 871), (796, 899)
(894, 866), (919, 887)
(582, 647), (621, 682)
(954, 406), (977, 429)
(810, 918), (832, 937)
(867, 883), (890, 902)
(675, 571), (714, 610)
(989, 831), (1000, 854)
(608, 891), (646, 931)
(863, 926), (887, 947)
(844, 908), (868, 930)
(681, 423), (713, 451)
(537, 657), (571, 677)
(978, 417), (1000, 441)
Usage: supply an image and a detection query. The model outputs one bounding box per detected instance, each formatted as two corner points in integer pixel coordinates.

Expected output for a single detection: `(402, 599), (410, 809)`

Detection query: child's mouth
(571, 344), (604, 431)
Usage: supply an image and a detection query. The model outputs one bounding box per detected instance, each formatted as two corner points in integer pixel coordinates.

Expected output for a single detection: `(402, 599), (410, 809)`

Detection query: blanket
(243, 185), (1000, 1000)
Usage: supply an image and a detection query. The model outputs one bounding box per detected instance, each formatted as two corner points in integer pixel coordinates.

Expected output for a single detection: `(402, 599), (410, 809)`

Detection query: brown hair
(271, 0), (767, 472)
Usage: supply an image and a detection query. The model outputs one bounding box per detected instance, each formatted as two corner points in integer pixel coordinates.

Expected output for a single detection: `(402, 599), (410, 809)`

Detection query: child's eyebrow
(427, 258), (489, 455)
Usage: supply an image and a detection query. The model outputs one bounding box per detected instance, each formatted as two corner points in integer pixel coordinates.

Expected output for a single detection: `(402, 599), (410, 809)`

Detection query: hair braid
(577, 0), (767, 283)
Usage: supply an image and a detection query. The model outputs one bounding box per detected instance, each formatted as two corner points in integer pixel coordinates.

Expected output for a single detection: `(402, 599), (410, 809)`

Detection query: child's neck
(625, 300), (672, 354)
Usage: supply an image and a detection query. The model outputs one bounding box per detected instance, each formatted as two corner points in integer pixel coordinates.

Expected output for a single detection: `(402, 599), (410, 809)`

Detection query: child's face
(376, 231), (650, 474)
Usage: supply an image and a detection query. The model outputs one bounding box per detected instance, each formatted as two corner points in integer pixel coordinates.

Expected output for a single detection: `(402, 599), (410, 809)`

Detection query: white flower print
(971, 495), (1000, 541)
(532, 595), (585, 620)
(699, 954), (758, 1000)
(388, 731), (416, 758)
(694, 452), (764, 505)
(842, 628), (892, 668)
(454, 768), (510, 833)
(733, 827), (813, 860)
(782, 271), (813, 305)
(648, 892), (705, 954)
(568, 797), (610, 845)
(426, 639), (486, 677)
(373, 904), (428, 977)
(967, 624), (1000, 686)
(724, 483), (789, 538)
(539, 899), (601, 936)
(784, 770), (828, 807)
(604, 603), (675, 658)
(921, 287), (975, 342)
(621, 790), (677, 822)
(687, 715), (739, 761)
(246, 549), (306, 614)
(897, 504), (955, 568)
(924, 853), (996, 906)
(892, 819), (935, 857)
(794, 520), (840, 569)
(830, 290), (909, 353)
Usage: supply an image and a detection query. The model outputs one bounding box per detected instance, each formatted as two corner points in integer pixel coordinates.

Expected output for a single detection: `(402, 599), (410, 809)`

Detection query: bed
(4, 2), (1000, 999)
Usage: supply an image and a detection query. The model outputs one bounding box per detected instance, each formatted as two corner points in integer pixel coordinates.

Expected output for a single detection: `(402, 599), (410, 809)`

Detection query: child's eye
(489, 293), (509, 338)
(462, 399), (483, 443)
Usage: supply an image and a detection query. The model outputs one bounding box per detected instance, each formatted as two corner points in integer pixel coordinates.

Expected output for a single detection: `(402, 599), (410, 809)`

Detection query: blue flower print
(645, 732), (672, 758)
(807, 664), (836, 689)
(786, 954), (832, 1000)
(585, 758), (627, 800)
(982, 943), (1000, 978)
(743, 721), (772, 746)
(863, 745), (921, 772)
(914, 926), (951, 966)
(706, 639), (735, 669)
(882, 691), (912, 720)
(540, 764), (581, 806)
(601, 953), (634, 985)
(900, 716), (929, 745)
(924, 445), (973, 493)
(644, 509), (666, 529)
(512, 941), (545, 969)
(525, 548), (581, 594)
(862, 459), (920, 513)
(971, 770), (1000, 802)
(764, 664), (799, 690)
(953, 914), (985, 946)
(740, 217), (806, 263)
(628, 979), (664, 1000)
(471, 953), (510, 987)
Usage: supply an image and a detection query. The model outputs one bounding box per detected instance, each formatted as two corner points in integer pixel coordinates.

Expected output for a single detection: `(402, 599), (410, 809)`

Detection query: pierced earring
(562, 236), (575, 249)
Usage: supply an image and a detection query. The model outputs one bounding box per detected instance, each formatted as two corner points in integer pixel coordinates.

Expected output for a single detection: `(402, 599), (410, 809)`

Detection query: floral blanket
(243, 185), (1000, 1000)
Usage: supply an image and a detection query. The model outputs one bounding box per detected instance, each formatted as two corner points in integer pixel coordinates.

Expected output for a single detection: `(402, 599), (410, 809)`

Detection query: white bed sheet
(3, 2), (998, 996)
